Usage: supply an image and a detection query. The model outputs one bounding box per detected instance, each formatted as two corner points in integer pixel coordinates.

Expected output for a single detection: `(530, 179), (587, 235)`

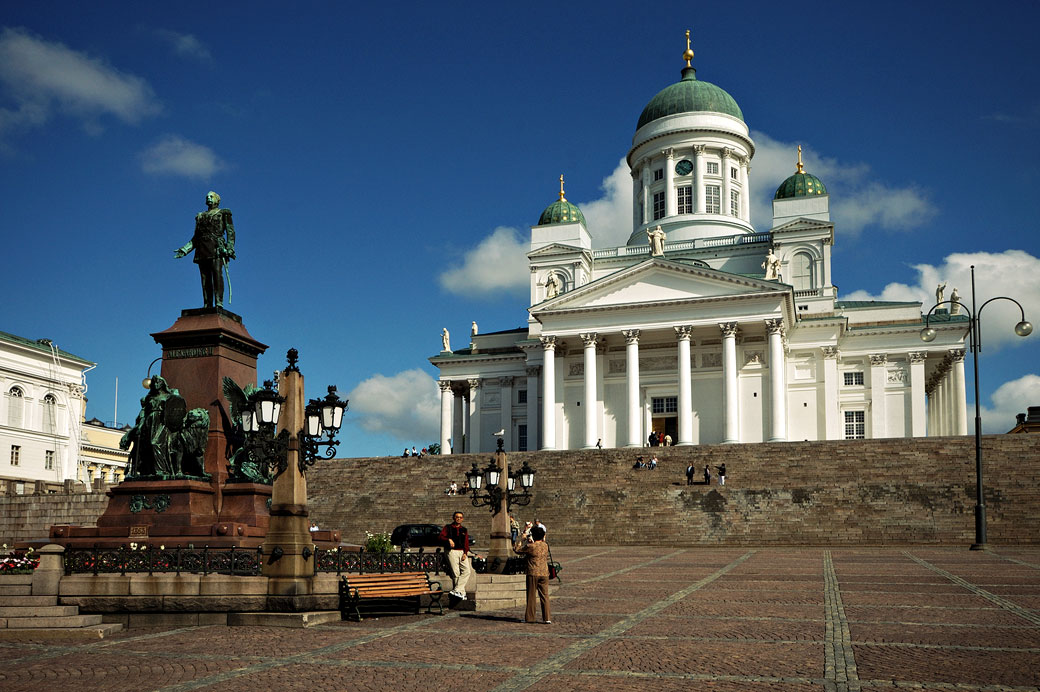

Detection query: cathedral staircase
(0, 576), (122, 638)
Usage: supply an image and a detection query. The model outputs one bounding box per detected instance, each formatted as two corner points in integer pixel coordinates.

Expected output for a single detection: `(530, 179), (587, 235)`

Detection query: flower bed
(0, 546), (38, 574)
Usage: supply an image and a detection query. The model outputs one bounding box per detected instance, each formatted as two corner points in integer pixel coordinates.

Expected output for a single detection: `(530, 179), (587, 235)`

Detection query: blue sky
(2, 1), (1037, 457)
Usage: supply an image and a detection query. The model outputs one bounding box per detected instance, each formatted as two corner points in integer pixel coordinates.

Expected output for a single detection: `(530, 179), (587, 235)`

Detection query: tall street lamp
(465, 437), (536, 572)
(921, 265), (1032, 550)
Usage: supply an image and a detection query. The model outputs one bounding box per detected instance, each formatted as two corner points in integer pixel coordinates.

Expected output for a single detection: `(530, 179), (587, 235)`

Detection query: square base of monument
(95, 479), (218, 529)
(220, 482), (273, 529)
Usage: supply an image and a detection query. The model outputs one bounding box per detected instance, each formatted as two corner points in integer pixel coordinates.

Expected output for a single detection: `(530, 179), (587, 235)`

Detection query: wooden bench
(339, 572), (444, 622)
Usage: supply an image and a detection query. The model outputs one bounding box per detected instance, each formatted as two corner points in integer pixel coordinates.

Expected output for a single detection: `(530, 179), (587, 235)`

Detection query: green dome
(773, 171), (828, 200)
(637, 67), (744, 130)
(538, 198), (586, 226)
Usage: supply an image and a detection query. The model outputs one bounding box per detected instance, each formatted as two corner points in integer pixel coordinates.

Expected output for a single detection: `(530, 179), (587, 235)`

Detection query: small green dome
(538, 198), (586, 226)
(774, 172), (827, 199)
(637, 67), (744, 130)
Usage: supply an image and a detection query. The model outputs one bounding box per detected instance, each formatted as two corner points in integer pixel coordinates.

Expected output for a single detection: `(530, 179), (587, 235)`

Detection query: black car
(391, 523), (476, 549)
(390, 524), (445, 549)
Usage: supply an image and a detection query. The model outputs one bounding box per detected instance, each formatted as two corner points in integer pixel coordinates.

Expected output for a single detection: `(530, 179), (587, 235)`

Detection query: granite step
(0, 623), (123, 640)
(2, 613), (104, 628)
(0, 595), (58, 607)
(0, 605), (78, 617)
(0, 584), (32, 596)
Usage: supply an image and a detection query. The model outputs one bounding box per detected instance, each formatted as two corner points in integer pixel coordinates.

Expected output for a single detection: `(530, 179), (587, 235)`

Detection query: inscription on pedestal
(165, 346), (215, 359)
(129, 525), (149, 539)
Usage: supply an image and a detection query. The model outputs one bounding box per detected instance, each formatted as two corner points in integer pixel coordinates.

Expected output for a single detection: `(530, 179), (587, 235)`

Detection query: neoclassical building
(431, 37), (968, 453)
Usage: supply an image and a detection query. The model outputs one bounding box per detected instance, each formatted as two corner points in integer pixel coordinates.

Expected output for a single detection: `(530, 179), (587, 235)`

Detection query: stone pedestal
(151, 307), (268, 498)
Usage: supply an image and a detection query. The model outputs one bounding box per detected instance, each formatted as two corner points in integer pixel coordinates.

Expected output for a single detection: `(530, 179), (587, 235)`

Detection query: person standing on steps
(514, 524), (551, 624)
(439, 511), (472, 599)
(718, 463), (726, 486)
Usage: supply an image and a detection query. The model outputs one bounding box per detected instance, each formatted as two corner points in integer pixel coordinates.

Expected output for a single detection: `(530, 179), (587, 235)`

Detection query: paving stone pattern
(2, 546), (1040, 691)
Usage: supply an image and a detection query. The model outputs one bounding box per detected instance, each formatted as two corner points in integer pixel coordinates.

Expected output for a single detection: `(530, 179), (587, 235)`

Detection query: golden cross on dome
(683, 29), (695, 67)
(559, 174), (566, 201)
(796, 145), (805, 174)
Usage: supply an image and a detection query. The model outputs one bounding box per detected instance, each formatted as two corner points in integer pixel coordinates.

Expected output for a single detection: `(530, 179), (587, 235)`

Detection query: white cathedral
(431, 36), (969, 454)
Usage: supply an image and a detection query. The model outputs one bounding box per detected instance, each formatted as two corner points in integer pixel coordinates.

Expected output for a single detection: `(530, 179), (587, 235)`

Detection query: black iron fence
(314, 547), (446, 575)
(61, 544), (450, 577)
(63, 545), (263, 576)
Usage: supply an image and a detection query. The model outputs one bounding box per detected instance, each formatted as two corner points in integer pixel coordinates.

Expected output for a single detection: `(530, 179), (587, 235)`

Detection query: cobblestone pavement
(2, 547), (1040, 691)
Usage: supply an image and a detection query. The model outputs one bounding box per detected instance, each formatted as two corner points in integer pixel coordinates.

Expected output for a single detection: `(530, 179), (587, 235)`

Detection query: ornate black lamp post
(240, 350), (347, 478)
(921, 265), (1032, 550)
(465, 437), (536, 573)
(466, 442), (536, 513)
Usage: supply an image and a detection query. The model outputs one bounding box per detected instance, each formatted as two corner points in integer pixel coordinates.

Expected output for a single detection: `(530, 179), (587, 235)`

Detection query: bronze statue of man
(175, 191), (236, 308)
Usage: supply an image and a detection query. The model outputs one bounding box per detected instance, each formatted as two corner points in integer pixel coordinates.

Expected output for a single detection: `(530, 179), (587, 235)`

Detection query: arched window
(42, 394), (57, 433)
(790, 252), (815, 291)
(7, 387), (25, 428)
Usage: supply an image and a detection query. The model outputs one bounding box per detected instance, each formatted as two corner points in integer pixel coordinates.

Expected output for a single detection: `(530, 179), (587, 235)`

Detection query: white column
(722, 148), (733, 217)
(640, 166), (651, 226)
(740, 159), (751, 221)
(909, 353), (927, 437)
(439, 381), (453, 454)
(869, 354), (887, 439)
(950, 349), (968, 435)
(580, 332), (598, 448)
(462, 391), (470, 451)
(540, 336), (557, 450)
(499, 376), (513, 451)
(693, 145), (705, 214)
(623, 330), (641, 447)
(675, 325), (694, 445)
(467, 378), (481, 453)
(525, 367), (540, 452)
(766, 319), (787, 441)
(664, 148), (676, 217)
(452, 384), (465, 453)
(720, 322), (740, 443)
(822, 347), (840, 440)
(632, 170), (641, 230)
(940, 374), (948, 434)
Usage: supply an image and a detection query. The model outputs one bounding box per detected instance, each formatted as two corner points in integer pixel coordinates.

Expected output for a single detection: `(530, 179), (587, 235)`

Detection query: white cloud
(346, 369), (440, 443)
(438, 226), (529, 296)
(842, 249), (1040, 351)
(579, 158), (633, 248)
(0, 27), (159, 135)
(155, 29), (211, 61)
(140, 135), (224, 179)
(981, 374), (1040, 434)
(749, 131), (935, 236)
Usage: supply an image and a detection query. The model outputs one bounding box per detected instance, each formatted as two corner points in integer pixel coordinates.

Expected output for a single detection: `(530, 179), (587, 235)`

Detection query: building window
(844, 410), (866, 439)
(42, 394), (57, 433)
(10, 445), (20, 466)
(7, 386), (24, 428)
(518, 424), (528, 452)
(844, 372), (864, 386)
(651, 396), (678, 414)
(706, 161), (719, 175)
(45, 450), (55, 470)
(705, 185), (720, 214)
(730, 167), (739, 180)
(652, 191), (666, 220)
(791, 252), (814, 290)
(677, 185), (692, 214)
(653, 168), (663, 181)
(517, 390), (527, 404)
(730, 190), (740, 216)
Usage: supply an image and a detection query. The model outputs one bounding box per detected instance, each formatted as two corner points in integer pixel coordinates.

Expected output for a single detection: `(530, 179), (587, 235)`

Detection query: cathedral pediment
(531, 258), (788, 315)
(527, 243), (590, 259)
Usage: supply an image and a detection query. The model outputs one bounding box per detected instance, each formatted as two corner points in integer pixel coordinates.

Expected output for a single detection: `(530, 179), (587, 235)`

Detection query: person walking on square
(514, 524), (551, 624)
(439, 511), (472, 598)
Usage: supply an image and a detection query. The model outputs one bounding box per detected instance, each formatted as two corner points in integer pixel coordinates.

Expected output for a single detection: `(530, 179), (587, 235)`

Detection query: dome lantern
(774, 145), (828, 200)
(537, 174), (586, 226)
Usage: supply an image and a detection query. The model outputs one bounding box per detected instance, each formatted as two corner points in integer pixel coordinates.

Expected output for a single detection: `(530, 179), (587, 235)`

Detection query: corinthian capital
(949, 349), (966, 362)
(765, 319), (784, 335)
(870, 354), (888, 367)
(718, 322), (739, 338)
(580, 332), (599, 347)
(622, 329), (641, 345)
(674, 325), (693, 341)
(539, 335), (557, 351)
(438, 380), (453, 393)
